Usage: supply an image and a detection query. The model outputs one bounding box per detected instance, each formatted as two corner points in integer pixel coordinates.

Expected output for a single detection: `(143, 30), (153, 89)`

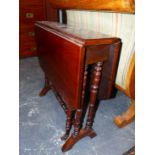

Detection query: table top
(35, 21), (121, 110)
(35, 21), (120, 46)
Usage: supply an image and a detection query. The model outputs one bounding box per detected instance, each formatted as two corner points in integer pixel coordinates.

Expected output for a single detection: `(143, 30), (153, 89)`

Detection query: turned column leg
(61, 110), (74, 140)
(61, 62), (103, 152)
(73, 65), (88, 137)
(85, 62), (103, 130)
(39, 76), (51, 96)
(61, 65), (89, 152)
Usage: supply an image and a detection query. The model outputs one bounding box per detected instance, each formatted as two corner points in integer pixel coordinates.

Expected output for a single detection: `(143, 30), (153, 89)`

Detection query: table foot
(39, 87), (51, 96)
(39, 76), (51, 96)
(61, 128), (97, 152)
(61, 110), (74, 141)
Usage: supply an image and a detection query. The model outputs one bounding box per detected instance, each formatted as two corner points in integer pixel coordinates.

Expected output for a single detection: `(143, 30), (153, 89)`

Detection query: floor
(19, 57), (135, 155)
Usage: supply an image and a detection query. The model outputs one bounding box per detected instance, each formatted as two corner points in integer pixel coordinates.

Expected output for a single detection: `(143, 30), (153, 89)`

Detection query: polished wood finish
(35, 21), (120, 109)
(61, 110), (74, 140)
(81, 65), (88, 106)
(39, 76), (51, 96)
(39, 76), (69, 113)
(114, 54), (135, 128)
(54, 90), (69, 114)
(35, 24), (85, 110)
(19, 0), (46, 58)
(45, 0), (58, 21)
(35, 21), (121, 152)
(129, 68), (135, 99)
(50, 0), (135, 13)
(86, 62), (103, 129)
(19, 0), (58, 58)
(98, 42), (122, 99)
(114, 99), (135, 128)
(73, 65), (88, 137)
(62, 128), (97, 152)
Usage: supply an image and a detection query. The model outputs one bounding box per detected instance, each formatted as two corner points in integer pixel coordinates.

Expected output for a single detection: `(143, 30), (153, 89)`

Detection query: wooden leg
(114, 99), (135, 128)
(73, 65), (88, 137)
(62, 62), (103, 152)
(61, 65), (89, 152)
(54, 91), (68, 114)
(39, 76), (51, 96)
(61, 65), (88, 142)
(85, 62), (103, 130)
(61, 110), (74, 141)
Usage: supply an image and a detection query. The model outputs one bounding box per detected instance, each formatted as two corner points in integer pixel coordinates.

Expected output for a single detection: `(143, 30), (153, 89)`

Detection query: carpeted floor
(19, 57), (135, 155)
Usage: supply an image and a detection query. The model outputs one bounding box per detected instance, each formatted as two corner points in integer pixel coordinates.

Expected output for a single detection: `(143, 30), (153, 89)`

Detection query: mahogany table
(35, 21), (121, 152)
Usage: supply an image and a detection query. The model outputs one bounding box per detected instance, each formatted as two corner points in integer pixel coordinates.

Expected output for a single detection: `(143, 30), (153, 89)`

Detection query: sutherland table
(35, 21), (122, 152)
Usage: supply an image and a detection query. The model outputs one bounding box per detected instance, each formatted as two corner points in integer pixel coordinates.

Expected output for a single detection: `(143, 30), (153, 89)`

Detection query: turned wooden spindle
(85, 62), (103, 129)
(81, 65), (88, 106)
(73, 109), (82, 137)
(39, 76), (51, 96)
(61, 110), (74, 140)
(61, 64), (102, 152)
(73, 65), (88, 137)
(54, 91), (68, 114)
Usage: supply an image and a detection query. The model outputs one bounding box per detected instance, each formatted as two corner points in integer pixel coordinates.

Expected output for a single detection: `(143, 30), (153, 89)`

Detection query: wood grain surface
(50, 0), (135, 13)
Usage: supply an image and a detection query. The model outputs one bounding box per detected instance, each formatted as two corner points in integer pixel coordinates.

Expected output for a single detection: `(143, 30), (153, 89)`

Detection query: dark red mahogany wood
(35, 21), (121, 152)
(19, 0), (58, 58)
